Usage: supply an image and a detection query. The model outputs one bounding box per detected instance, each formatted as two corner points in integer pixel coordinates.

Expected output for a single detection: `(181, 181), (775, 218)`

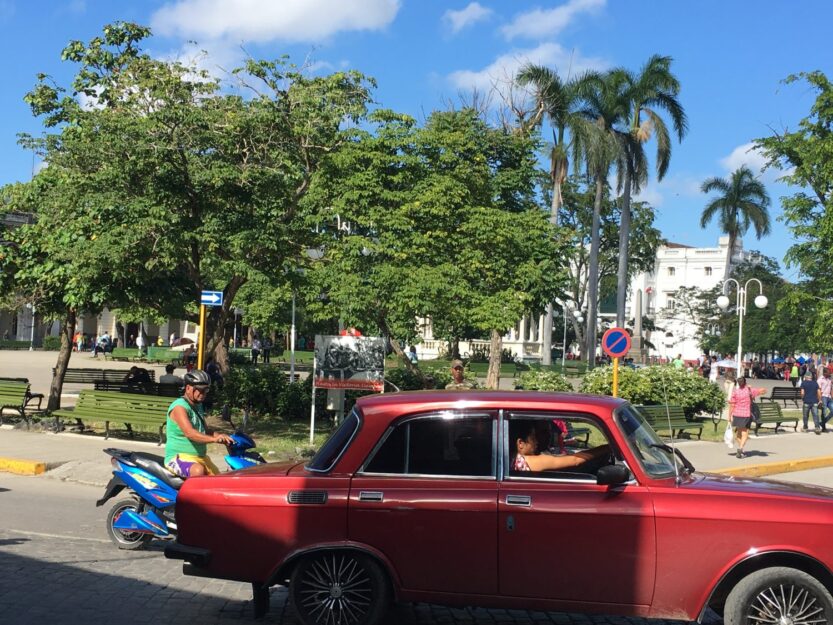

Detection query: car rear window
(306, 409), (360, 472)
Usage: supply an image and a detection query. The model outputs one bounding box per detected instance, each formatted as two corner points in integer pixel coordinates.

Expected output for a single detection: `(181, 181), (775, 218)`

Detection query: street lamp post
(560, 303), (584, 371)
(26, 303), (35, 351)
(716, 278), (767, 378)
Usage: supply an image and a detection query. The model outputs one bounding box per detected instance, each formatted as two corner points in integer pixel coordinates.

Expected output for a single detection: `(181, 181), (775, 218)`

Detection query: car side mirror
(597, 464), (630, 486)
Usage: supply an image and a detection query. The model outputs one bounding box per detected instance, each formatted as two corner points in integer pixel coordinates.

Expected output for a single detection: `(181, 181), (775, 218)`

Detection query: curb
(713, 455), (833, 478)
(0, 456), (48, 476)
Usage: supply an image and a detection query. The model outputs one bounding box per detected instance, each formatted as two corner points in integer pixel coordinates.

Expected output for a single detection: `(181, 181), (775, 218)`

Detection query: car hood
(227, 460), (303, 477)
(686, 471), (833, 501)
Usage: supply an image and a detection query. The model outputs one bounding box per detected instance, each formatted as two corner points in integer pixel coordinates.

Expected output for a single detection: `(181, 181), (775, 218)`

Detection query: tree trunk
(48, 309), (76, 412)
(378, 318), (417, 372)
(615, 171), (633, 328)
(585, 176), (605, 367)
(541, 159), (567, 366)
(724, 232), (736, 281)
(208, 277), (246, 377)
(486, 329), (502, 389)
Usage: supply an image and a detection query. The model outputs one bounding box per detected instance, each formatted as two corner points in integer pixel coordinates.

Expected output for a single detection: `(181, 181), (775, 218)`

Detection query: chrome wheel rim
(298, 554), (373, 625)
(748, 583), (826, 625)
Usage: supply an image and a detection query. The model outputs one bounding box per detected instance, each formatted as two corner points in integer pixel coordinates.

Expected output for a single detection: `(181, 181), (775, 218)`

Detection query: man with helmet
(165, 369), (232, 477)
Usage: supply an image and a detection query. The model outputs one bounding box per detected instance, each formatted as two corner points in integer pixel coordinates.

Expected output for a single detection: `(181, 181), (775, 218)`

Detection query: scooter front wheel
(106, 496), (153, 550)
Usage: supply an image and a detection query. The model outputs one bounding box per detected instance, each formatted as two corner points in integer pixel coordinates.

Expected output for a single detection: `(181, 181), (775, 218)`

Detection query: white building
(626, 236), (757, 362)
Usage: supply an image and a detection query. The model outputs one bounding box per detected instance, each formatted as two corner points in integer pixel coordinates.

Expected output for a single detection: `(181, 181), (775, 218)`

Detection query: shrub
(514, 370), (573, 392)
(580, 365), (725, 417)
(216, 365), (288, 416)
(0, 340), (30, 350)
(42, 336), (61, 351)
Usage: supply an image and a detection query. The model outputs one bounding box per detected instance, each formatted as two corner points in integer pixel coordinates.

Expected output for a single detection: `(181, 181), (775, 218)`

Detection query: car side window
(504, 413), (615, 481)
(363, 415), (494, 478)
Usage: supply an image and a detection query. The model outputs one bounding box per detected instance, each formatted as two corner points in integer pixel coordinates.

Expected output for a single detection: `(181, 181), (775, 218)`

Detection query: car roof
(355, 390), (626, 420)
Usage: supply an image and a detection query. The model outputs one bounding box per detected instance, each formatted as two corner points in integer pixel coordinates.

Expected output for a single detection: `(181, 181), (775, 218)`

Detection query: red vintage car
(166, 391), (833, 625)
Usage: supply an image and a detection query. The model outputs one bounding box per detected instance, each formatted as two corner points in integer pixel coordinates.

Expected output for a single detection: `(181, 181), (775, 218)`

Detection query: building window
(667, 267), (676, 277)
(704, 266), (712, 276)
(666, 295), (677, 310)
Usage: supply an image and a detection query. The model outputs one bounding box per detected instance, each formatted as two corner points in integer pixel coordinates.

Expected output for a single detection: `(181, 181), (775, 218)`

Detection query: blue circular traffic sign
(602, 327), (631, 358)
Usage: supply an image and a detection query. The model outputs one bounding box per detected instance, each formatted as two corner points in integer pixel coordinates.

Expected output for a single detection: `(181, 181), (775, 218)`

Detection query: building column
(519, 316), (527, 344)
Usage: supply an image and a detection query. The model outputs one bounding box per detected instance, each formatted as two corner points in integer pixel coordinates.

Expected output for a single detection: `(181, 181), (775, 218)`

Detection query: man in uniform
(445, 359), (477, 390)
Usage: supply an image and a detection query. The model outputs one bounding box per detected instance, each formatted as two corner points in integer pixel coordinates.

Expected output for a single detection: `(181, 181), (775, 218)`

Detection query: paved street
(0, 472), (716, 625)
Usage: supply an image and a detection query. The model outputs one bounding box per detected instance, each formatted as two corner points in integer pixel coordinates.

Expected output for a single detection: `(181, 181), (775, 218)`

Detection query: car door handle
(506, 495), (531, 507)
(358, 491), (384, 502)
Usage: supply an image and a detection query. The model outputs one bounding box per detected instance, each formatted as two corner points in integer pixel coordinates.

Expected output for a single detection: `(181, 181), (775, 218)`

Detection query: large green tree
(515, 64), (599, 365)
(756, 71), (833, 295)
(575, 71), (629, 364)
(306, 108), (566, 387)
(699, 165), (771, 280)
(20, 23), (373, 376)
(614, 55), (687, 328)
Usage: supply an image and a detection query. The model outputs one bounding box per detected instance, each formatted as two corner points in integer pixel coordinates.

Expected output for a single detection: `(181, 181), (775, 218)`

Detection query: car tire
(106, 497), (153, 550)
(290, 551), (390, 625)
(724, 566), (833, 625)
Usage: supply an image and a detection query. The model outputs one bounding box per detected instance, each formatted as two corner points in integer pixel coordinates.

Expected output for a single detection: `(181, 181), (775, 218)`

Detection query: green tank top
(165, 397), (207, 464)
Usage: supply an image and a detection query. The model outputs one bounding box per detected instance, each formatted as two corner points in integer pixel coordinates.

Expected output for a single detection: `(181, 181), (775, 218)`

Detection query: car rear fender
(698, 550), (833, 621)
(266, 541), (402, 599)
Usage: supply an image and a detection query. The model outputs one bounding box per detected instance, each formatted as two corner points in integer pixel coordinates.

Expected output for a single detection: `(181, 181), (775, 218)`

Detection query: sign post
(601, 327), (632, 398)
(198, 290), (224, 370)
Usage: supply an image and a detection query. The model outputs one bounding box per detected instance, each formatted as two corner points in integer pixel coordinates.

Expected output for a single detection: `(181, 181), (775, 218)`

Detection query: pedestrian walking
(727, 376), (766, 459)
(799, 372), (823, 434)
(820, 369), (833, 432)
(251, 337), (262, 364)
(790, 362), (800, 387)
(262, 337), (272, 364)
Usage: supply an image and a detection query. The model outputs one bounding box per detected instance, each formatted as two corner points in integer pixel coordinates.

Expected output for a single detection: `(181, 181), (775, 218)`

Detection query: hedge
(580, 365), (725, 417)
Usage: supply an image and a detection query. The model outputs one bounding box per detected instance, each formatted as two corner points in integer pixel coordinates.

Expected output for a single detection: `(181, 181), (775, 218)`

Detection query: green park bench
(765, 386), (802, 409)
(104, 347), (143, 362)
(53, 390), (171, 443)
(0, 379), (44, 428)
(93, 380), (183, 397)
(54, 368), (157, 385)
(144, 348), (183, 366)
(637, 404), (704, 440)
(754, 400), (799, 435)
(513, 361), (531, 377)
(563, 361), (587, 377)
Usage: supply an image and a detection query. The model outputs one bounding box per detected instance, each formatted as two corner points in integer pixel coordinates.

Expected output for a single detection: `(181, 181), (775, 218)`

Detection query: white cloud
(720, 142), (768, 175)
(632, 174), (703, 208)
(448, 42), (609, 91)
(33, 160), (49, 175)
(68, 0), (86, 14)
(151, 0), (400, 43)
(501, 0), (605, 41)
(443, 3), (493, 34)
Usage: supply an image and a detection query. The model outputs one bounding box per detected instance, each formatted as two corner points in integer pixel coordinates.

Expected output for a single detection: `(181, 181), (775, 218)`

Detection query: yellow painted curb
(0, 457), (48, 476)
(714, 455), (833, 478)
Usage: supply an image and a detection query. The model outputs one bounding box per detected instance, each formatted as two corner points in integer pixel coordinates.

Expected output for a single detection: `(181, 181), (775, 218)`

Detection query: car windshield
(306, 408), (360, 472)
(614, 404), (678, 479)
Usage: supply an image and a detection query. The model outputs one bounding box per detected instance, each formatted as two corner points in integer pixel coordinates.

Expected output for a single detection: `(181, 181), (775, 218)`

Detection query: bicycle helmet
(183, 369), (211, 388)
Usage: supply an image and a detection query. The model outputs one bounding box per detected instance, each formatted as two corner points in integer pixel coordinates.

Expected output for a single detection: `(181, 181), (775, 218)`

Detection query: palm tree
(574, 71), (629, 365)
(615, 55), (687, 328)
(516, 64), (598, 365)
(700, 165), (771, 280)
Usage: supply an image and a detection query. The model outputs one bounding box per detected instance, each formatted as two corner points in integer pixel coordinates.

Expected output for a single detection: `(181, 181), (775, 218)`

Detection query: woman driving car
(510, 419), (610, 472)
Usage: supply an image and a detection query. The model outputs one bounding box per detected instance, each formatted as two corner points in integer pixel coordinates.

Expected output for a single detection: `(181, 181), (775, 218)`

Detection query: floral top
(729, 386), (765, 418)
(513, 453), (531, 471)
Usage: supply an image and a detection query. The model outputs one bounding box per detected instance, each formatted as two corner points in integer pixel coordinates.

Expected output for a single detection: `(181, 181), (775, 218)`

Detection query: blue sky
(1, 0), (831, 278)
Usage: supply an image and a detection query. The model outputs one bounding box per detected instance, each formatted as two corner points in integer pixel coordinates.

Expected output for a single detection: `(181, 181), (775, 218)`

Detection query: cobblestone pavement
(0, 529), (717, 625)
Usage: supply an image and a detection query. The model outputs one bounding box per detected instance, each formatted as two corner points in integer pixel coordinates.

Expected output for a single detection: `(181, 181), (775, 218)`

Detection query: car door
(498, 411), (656, 608)
(348, 411), (499, 595)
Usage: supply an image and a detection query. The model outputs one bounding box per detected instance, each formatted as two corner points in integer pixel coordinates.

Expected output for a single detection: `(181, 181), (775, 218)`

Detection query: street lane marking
(5, 529), (110, 544)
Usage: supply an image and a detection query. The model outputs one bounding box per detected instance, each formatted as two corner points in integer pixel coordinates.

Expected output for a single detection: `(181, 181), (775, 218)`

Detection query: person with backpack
(727, 376), (767, 459)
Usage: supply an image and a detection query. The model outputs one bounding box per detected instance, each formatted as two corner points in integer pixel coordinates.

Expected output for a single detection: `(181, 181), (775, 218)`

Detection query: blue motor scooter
(95, 407), (264, 550)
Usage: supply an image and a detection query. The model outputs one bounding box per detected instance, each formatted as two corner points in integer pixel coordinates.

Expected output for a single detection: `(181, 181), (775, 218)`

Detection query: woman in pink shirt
(728, 376), (767, 458)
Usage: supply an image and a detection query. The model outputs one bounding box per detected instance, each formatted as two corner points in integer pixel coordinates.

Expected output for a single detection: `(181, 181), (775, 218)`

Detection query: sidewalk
(2, 422), (833, 487)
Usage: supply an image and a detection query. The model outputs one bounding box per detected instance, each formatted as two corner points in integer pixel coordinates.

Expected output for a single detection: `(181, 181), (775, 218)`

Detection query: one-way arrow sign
(200, 290), (224, 307)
